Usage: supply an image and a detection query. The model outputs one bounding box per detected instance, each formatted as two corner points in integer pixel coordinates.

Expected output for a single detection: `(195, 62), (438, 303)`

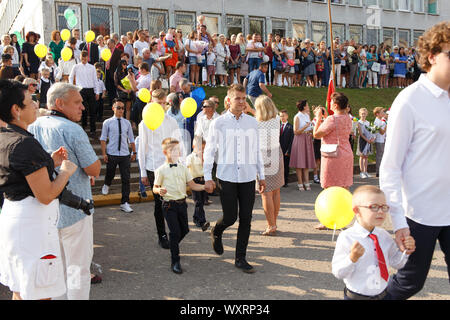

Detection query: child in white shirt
(206, 44), (216, 87)
(373, 107), (387, 177)
(332, 185), (415, 300)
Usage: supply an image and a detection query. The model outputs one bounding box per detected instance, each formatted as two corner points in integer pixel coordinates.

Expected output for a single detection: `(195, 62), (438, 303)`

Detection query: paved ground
(1, 175), (449, 300)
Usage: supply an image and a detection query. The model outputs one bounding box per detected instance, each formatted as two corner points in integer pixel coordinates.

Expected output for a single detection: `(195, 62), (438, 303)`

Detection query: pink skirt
(289, 133), (316, 169)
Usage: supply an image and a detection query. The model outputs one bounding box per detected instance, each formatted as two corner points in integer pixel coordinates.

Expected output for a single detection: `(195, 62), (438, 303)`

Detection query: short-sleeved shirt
(245, 69), (266, 98)
(100, 116), (135, 156)
(0, 124), (54, 201)
(133, 40), (149, 56)
(186, 152), (204, 179)
(28, 116), (99, 229)
(154, 162), (193, 201)
(169, 71), (184, 93)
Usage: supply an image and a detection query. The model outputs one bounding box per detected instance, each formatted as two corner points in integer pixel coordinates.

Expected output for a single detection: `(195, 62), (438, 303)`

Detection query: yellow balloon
(142, 103), (165, 131)
(61, 29), (71, 42)
(101, 48), (112, 61)
(180, 97), (197, 118)
(34, 44), (48, 58)
(60, 47), (73, 61)
(85, 30), (95, 43)
(138, 88), (151, 103)
(315, 187), (354, 230)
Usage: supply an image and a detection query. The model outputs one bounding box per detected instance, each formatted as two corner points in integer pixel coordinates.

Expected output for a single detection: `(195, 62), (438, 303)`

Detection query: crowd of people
(0, 19), (448, 302)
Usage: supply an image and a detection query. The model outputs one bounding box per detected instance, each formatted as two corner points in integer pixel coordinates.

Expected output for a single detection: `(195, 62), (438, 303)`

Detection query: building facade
(0, 0), (447, 48)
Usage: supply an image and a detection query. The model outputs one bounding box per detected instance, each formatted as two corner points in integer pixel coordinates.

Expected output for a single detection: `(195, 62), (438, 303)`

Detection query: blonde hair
(152, 88), (167, 101)
(254, 95), (278, 122)
(161, 138), (179, 152)
(352, 185), (385, 207)
(359, 107), (368, 115)
(373, 107), (385, 116)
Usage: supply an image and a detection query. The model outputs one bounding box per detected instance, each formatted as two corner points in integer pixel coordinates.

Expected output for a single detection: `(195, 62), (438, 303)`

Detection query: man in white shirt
(138, 89), (184, 250)
(69, 50), (98, 136)
(204, 84), (266, 273)
(133, 30), (149, 57)
(194, 100), (219, 142)
(380, 21), (450, 300)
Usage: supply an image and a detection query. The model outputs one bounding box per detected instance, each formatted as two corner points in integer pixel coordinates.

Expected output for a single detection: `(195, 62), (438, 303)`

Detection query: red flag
(326, 76), (335, 115)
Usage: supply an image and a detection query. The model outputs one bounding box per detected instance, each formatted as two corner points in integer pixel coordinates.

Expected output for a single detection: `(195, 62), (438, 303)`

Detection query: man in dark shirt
(243, 62), (272, 106)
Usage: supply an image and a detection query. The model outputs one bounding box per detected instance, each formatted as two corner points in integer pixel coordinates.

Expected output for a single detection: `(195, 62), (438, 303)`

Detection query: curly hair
(417, 21), (450, 72)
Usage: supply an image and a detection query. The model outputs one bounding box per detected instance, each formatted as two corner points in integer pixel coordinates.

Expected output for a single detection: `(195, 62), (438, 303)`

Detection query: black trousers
(162, 200), (189, 264)
(387, 217), (450, 300)
(105, 72), (117, 108)
(0, 192), (4, 208)
(96, 97), (104, 122)
(213, 179), (256, 260)
(147, 170), (167, 240)
(192, 177), (207, 225)
(104, 154), (131, 204)
(283, 154), (290, 185)
(265, 61), (274, 85)
(80, 88), (97, 133)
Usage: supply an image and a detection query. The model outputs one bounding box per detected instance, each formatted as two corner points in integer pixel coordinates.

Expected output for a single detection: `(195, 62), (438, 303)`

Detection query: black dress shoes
(171, 261), (183, 274)
(201, 221), (210, 232)
(210, 226), (223, 255)
(158, 235), (170, 249)
(235, 258), (256, 274)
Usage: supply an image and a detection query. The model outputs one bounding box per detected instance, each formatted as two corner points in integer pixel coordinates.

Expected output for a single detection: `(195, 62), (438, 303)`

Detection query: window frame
(55, 2), (83, 32)
(201, 13), (221, 36)
(118, 7), (142, 37)
(412, 0), (425, 13)
(87, 4), (113, 37)
(174, 11), (196, 37)
(348, 24), (363, 44)
(311, 21), (328, 46)
(271, 18), (287, 38)
(226, 15), (244, 38)
(147, 9), (168, 38)
(249, 16), (266, 40)
(292, 20), (308, 41)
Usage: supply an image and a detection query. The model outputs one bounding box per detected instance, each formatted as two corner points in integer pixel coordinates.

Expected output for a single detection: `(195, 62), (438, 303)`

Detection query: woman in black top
(0, 80), (77, 300)
(21, 32), (41, 80)
(115, 59), (134, 121)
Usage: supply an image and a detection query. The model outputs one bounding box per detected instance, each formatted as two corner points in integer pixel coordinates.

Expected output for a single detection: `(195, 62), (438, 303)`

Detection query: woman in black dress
(22, 32), (41, 80)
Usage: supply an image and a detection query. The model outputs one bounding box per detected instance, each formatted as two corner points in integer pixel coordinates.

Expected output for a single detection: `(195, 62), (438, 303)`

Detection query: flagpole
(328, 0), (336, 86)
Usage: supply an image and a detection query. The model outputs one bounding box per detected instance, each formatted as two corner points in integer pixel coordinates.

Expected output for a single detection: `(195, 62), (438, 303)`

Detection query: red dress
(319, 115), (354, 189)
(164, 39), (178, 68)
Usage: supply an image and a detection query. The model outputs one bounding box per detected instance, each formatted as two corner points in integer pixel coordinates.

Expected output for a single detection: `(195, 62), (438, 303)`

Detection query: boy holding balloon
(332, 185), (415, 300)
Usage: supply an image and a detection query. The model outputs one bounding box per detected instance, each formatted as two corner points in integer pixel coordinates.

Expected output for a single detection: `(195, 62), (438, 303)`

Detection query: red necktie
(87, 43), (90, 62)
(280, 123), (285, 136)
(369, 233), (389, 282)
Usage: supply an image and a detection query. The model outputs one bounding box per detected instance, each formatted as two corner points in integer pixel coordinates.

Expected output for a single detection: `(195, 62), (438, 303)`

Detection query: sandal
(261, 226), (277, 236)
(304, 183), (311, 191)
(91, 274), (102, 284)
(298, 184), (305, 191)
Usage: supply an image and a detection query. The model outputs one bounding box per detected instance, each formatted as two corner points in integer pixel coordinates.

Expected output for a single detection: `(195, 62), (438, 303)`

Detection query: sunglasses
(115, 106), (124, 110)
(30, 83), (38, 87)
(358, 204), (390, 213)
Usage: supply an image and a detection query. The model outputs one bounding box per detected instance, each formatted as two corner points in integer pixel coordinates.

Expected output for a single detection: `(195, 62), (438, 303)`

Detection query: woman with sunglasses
(114, 59), (134, 121)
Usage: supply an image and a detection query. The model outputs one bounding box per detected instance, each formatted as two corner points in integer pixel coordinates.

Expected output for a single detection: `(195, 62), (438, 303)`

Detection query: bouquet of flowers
(365, 122), (381, 135)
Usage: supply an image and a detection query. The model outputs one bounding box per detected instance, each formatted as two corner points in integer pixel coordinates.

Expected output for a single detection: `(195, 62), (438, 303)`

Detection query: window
(175, 11), (196, 37)
(382, 0), (395, 9)
(202, 15), (219, 35)
(292, 21), (308, 41)
(226, 15), (243, 38)
(332, 24), (345, 43)
(365, 0), (378, 6)
(413, 30), (424, 46)
(119, 8), (141, 36)
(148, 10), (168, 37)
(349, 25), (363, 44)
(413, 0), (424, 12)
(88, 5), (112, 37)
(366, 28), (379, 46)
(383, 28), (395, 47)
(398, 29), (410, 48)
(428, 0), (437, 14)
(56, 2), (82, 31)
(398, 0), (410, 10)
(311, 21), (327, 45)
(272, 19), (287, 38)
(249, 17), (265, 39)
(348, 0), (362, 6)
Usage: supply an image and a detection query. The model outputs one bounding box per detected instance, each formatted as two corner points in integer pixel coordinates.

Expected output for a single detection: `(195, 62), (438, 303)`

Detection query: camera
(59, 187), (94, 216)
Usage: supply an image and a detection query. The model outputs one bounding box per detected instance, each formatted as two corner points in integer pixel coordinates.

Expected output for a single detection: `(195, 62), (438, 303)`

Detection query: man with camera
(29, 82), (101, 300)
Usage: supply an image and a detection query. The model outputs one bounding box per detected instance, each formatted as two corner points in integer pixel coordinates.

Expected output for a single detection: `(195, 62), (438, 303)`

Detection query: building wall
(1, 0), (448, 45)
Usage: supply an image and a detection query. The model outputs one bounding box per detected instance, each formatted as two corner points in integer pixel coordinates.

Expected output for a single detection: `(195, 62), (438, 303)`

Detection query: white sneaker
(120, 202), (133, 213)
(364, 172), (371, 178)
(102, 185), (109, 195)
(360, 172), (367, 179)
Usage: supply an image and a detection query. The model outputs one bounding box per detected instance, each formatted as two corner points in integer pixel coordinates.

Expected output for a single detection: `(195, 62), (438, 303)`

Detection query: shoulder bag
(320, 116), (340, 158)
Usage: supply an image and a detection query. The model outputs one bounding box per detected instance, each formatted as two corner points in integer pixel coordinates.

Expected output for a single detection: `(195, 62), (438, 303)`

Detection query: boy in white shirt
(332, 185), (415, 300)
(373, 107), (387, 178)
(95, 69), (107, 121)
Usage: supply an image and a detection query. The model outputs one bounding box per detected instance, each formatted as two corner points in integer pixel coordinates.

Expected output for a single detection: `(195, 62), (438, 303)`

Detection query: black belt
(162, 198), (186, 205)
(344, 287), (387, 300)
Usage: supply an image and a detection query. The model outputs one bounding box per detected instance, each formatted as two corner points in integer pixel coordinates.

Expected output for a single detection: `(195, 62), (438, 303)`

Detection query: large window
(382, 0), (395, 9)
(365, 0), (378, 6)
(366, 28), (379, 46)
(413, 0), (424, 12)
(175, 12), (196, 37)
(148, 10), (167, 37)
(427, 0), (437, 14)
(398, 29), (410, 48)
(202, 15), (219, 35)
(311, 21), (327, 45)
(332, 24), (345, 43)
(292, 21), (308, 41)
(249, 17), (265, 39)
(226, 15), (243, 38)
(56, 2), (82, 31)
(88, 5), (112, 37)
(119, 8), (141, 36)
(383, 28), (395, 47)
(413, 30), (424, 46)
(272, 19), (287, 38)
(349, 25), (363, 44)
(348, 0), (362, 6)
(398, 0), (410, 10)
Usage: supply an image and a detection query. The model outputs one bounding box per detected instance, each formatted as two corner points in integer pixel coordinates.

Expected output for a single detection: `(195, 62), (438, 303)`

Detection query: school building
(0, 0), (448, 48)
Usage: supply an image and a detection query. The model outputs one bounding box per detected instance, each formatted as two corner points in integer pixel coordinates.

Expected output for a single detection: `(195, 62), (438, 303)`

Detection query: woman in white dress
(215, 34), (230, 86)
(255, 95), (284, 236)
(0, 80), (78, 300)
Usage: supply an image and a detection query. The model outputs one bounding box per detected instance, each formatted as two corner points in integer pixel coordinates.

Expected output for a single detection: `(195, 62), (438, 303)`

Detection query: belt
(344, 287), (387, 300)
(162, 198), (186, 205)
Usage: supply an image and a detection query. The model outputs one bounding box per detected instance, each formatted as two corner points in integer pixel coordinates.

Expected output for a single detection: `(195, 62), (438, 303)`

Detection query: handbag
(320, 116), (340, 158)
(371, 62), (381, 73)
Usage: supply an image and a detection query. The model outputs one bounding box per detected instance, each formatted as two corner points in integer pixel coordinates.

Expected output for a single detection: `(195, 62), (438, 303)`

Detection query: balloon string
(332, 223), (337, 242)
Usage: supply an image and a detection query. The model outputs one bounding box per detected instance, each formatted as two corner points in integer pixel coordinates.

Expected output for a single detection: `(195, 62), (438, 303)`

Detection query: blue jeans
(248, 58), (262, 73)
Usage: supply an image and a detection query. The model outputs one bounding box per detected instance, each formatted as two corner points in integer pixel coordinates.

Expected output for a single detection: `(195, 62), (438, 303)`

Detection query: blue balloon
(191, 87), (206, 102)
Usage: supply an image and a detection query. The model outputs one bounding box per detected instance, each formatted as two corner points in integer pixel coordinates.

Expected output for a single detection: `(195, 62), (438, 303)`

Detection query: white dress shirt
(194, 112), (220, 141)
(137, 115), (184, 177)
(203, 111), (265, 183)
(69, 62), (97, 89)
(94, 78), (106, 95)
(373, 117), (386, 143)
(380, 74), (450, 231)
(332, 221), (409, 296)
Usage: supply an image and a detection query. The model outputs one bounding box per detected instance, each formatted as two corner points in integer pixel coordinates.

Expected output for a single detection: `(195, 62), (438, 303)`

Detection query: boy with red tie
(332, 185), (415, 300)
